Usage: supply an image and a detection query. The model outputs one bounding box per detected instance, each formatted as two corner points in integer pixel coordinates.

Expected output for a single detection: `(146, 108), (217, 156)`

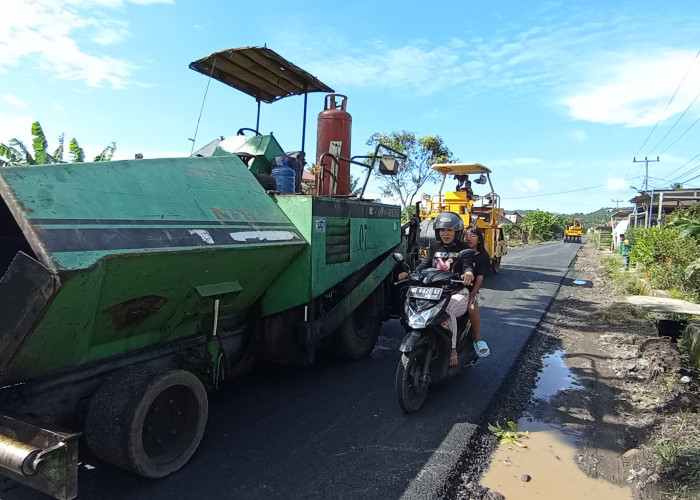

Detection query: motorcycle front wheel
(396, 346), (430, 413)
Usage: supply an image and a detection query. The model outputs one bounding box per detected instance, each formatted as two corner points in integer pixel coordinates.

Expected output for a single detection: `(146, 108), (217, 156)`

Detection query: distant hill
(506, 208), (615, 229)
(563, 208), (615, 229)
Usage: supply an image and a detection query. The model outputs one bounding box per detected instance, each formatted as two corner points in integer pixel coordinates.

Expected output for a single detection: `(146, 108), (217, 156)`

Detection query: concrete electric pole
(632, 156), (660, 190)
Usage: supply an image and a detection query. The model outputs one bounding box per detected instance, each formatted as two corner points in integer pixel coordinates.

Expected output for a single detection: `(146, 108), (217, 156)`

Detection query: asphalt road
(1, 240), (583, 500)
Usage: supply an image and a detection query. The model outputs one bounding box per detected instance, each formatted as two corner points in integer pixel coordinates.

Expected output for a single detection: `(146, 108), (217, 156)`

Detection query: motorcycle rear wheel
(396, 347), (430, 413)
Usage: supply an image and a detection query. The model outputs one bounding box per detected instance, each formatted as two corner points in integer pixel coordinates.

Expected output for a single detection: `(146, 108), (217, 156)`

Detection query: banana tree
(0, 121), (116, 166)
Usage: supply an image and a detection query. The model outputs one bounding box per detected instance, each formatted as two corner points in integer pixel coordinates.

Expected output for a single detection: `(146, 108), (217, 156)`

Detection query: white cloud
(0, 113), (35, 145)
(566, 130), (587, 142)
(607, 177), (631, 191)
(513, 178), (540, 193)
(564, 50), (700, 127)
(87, 19), (130, 45)
(288, 4), (699, 118)
(0, 0), (168, 88)
(2, 94), (27, 109)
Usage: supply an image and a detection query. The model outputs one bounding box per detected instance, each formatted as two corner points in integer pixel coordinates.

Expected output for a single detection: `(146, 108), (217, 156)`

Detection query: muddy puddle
(481, 350), (633, 499)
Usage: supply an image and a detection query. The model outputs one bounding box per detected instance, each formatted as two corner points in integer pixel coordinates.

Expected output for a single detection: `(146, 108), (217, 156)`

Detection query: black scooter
(393, 250), (478, 413)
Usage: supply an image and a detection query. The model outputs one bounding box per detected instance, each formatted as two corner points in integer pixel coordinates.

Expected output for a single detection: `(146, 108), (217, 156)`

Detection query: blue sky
(2, 0), (699, 213)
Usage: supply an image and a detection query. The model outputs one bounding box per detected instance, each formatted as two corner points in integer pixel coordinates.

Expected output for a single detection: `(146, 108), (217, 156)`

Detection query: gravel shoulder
(439, 241), (700, 500)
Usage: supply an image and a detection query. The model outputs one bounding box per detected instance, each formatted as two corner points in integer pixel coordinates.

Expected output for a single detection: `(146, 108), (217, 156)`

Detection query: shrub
(631, 226), (700, 301)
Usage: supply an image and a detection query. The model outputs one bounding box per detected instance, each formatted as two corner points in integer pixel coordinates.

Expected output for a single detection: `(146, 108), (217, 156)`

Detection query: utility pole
(632, 156), (660, 190)
(611, 199), (623, 209)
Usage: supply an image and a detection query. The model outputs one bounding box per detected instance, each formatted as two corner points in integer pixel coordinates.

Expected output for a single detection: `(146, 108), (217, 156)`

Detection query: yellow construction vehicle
(417, 162), (507, 273)
(564, 218), (583, 243)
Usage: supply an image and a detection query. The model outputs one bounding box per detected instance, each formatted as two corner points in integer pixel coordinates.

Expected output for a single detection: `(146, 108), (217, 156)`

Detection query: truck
(0, 46), (405, 499)
(413, 162), (507, 272)
(564, 217), (583, 242)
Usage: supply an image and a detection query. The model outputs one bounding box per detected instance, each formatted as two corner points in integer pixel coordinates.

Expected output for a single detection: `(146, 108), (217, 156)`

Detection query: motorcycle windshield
(420, 269), (454, 284)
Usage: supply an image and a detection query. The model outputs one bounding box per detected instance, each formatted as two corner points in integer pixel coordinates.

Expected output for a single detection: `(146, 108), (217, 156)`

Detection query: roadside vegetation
(602, 202), (700, 497)
(0, 120), (116, 166)
(623, 203), (700, 302)
(503, 208), (612, 244)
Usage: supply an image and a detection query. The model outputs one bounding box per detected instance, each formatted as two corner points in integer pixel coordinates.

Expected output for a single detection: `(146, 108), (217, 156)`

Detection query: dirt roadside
(439, 241), (700, 500)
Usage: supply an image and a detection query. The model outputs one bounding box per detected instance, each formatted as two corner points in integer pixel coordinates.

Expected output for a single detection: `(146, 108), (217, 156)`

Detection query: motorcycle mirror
(457, 248), (475, 259)
(392, 252), (405, 263)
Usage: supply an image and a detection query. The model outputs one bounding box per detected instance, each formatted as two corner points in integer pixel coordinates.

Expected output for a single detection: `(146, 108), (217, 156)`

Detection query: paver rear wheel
(85, 367), (208, 478)
(331, 285), (383, 360)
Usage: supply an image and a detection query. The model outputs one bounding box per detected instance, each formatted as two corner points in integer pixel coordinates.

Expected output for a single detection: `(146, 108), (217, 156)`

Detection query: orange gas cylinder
(315, 94), (351, 196)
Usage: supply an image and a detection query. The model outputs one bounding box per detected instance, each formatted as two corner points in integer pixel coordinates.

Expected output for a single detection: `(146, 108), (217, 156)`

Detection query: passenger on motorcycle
(398, 211), (475, 366)
(462, 225), (490, 358)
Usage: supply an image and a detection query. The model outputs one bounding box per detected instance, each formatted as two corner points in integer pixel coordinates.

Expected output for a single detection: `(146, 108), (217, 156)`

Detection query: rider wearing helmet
(398, 211), (476, 366)
(431, 211), (464, 244)
(416, 211), (470, 273)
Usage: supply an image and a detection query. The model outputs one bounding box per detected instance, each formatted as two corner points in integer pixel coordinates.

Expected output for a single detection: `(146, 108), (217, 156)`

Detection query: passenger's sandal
(474, 340), (490, 358)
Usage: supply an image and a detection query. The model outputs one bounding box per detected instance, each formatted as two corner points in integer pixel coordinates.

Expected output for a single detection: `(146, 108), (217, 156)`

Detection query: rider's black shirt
(415, 240), (473, 275)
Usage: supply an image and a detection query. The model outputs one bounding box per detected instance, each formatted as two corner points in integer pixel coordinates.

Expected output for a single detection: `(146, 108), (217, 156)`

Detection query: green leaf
(69, 138), (84, 163)
(487, 423), (502, 434)
(53, 133), (65, 163)
(10, 138), (35, 165)
(31, 121), (49, 165)
(93, 142), (116, 162)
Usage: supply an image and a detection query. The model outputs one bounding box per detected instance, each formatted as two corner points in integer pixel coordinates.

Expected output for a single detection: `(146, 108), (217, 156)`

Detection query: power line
(677, 170), (700, 184)
(648, 90), (700, 154)
(660, 116), (700, 154)
(666, 152), (700, 182)
(674, 163), (700, 185)
(634, 49), (700, 157)
(504, 184), (607, 200)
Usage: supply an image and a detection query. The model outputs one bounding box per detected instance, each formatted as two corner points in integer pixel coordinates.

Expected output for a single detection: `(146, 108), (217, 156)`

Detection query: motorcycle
(393, 250), (478, 413)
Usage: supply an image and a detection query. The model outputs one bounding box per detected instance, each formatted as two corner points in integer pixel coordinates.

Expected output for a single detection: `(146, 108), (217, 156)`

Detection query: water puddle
(481, 350), (632, 499)
(532, 350), (580, 400)
(481, 424), (632, 499)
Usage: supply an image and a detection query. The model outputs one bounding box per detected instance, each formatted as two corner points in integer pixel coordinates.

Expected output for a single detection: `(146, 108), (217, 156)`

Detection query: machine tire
(332, 285), (383, 361)
(85, 367), (208, 478)
(396, 347), (430, 413)
(490, 257), (501, 274)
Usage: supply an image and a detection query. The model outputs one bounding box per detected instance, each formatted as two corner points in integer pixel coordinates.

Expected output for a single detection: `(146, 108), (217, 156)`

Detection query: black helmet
(433, 211), (464, 241)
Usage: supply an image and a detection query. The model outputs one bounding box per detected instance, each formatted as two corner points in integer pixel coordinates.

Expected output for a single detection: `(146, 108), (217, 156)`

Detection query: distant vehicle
(414, 162), (507, 273)
(564, 218), (583, 243)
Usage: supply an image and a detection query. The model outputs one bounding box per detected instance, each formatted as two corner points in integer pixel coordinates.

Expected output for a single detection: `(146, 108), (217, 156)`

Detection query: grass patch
(654, 407), (700, 496)
(603, 255), (640, 294)
(656, 437), (700, 494)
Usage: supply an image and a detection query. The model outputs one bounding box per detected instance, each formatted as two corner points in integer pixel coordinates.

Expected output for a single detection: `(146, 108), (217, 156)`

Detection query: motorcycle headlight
(406, 298), (446, 328)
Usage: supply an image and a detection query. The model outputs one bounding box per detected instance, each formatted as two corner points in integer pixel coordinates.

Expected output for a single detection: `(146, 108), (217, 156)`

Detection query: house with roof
(629, 188), (700, 228)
